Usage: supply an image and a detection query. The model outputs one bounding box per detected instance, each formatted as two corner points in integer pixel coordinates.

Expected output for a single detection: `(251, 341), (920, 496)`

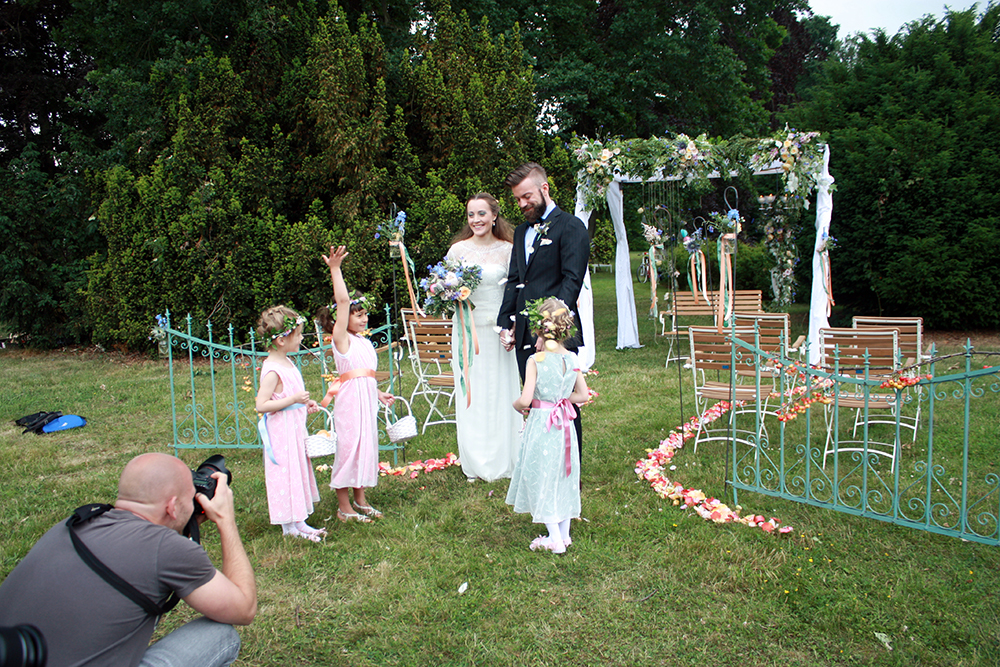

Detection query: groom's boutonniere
(533, 219), (554, 246)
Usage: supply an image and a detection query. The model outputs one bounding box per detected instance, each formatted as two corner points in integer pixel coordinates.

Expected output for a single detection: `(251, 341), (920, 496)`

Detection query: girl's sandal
(529, 535), (566, 555)
(352, 502), (383, 519)
(337, 509), (373, 524)
(285, 528), (323, 543)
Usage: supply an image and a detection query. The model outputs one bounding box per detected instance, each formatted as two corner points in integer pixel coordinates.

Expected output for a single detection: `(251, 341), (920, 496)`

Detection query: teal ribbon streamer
(455, 300), (475, 400)
(257, 402), (307, 466)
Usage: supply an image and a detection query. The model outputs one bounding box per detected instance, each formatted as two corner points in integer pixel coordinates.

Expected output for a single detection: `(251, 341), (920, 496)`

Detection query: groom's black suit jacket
(497, 205), (591, 380)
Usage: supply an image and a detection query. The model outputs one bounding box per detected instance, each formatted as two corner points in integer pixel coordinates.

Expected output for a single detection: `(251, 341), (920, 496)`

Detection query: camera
(190, 454), (232, 515)
(0, 625), (46, 667)
(183, 455), (232, 544)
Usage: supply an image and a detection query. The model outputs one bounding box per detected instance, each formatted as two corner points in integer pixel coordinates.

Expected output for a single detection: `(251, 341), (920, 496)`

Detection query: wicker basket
(383, 397), (417, 444)
(305, 407), (337, 458)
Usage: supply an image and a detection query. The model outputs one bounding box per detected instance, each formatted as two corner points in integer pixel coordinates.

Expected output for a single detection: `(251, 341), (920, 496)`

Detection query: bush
(590, 218), (615, 265)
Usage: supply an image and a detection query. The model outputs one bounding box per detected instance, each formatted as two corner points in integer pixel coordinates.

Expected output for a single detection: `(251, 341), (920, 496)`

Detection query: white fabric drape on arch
(575, 155), (834, 358)
(808, 144), (835, 365)
(575, 182), (641, 354)
(573, 188), (598, 371)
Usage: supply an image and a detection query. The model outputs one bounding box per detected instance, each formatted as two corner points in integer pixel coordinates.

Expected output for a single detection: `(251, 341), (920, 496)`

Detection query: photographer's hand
(187, 472), (257, 625)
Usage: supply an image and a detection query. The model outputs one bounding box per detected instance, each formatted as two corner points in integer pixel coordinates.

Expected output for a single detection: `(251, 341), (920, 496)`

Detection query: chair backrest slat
(818, 327), (899, 376)
(852, 316), (923, 364)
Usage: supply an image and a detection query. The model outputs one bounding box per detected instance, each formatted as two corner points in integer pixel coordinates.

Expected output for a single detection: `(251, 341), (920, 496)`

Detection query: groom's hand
(499, 328), (514, 351)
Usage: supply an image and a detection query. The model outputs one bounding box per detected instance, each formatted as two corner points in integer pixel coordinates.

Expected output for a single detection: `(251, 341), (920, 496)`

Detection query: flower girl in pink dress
(255, 305), (324, 541)
(321, 246), (396, 523)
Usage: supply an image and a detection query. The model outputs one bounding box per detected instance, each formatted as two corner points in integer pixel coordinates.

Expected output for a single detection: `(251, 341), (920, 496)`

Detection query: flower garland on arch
(634, 400), (794, 534)
(570, 127), (827, 212)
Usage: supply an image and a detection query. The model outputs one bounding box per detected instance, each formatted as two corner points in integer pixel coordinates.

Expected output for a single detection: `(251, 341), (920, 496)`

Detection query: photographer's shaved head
(117, 453), (194, 529)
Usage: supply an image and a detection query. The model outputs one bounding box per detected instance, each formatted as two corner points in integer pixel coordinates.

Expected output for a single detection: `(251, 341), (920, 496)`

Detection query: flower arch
(571, 129), (835, 366)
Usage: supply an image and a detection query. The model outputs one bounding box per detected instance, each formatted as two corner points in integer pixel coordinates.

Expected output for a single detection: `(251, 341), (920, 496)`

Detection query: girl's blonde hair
(256, 305), (302, 341)
(534, 297), (576, 343)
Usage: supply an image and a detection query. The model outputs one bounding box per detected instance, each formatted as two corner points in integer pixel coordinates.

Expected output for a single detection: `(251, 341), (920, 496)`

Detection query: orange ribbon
(397, 241), (421, 314)
(821, 250), (835, 317)
(319, 367), (377, 407)
(717, 234), (735, 331)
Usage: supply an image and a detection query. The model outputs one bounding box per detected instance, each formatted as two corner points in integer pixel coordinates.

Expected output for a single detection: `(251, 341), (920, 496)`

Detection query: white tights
(544, 519), (571, 544)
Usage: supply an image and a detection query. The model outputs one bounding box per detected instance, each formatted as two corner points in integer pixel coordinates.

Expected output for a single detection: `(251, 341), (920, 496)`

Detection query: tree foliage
(2, 0), (546, 348)
(452, 0), (814, 138)
(783, 5), (1000, 328)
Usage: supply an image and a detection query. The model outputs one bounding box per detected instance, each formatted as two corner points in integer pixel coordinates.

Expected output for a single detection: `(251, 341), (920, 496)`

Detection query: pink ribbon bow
(531, 398), (578, 476)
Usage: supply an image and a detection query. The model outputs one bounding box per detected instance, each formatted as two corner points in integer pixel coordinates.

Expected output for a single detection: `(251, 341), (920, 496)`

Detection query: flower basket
(305, 406), (337, 458)
(383, 397), (417, 444)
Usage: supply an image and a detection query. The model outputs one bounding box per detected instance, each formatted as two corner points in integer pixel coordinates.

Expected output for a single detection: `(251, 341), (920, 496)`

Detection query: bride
(445, 193), (522, 482)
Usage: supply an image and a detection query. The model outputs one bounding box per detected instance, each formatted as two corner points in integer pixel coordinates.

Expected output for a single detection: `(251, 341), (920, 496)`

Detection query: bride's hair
(451, 192), (514, 244)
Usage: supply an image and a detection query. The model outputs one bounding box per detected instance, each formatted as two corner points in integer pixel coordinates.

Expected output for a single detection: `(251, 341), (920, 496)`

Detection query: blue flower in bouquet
(377, 209), (407, 242)
(420, 258), (483, 318)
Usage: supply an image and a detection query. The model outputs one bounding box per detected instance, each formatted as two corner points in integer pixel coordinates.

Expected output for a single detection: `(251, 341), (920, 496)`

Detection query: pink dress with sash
(330, 334), (380, 489)
(261, 358), (321, 524)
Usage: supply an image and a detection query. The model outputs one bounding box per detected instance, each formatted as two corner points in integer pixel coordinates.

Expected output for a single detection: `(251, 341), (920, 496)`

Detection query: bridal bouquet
(420, 259), (483, 318)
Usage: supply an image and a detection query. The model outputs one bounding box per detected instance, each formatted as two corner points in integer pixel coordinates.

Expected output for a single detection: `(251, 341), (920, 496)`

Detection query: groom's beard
(520, 192), (545, 222)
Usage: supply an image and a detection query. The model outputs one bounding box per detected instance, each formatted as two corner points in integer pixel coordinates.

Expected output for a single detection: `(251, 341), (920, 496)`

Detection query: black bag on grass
(15, 411), (62, 434)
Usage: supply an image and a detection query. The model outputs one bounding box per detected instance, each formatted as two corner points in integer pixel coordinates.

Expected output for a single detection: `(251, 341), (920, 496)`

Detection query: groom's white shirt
(523, 201), (557, 264)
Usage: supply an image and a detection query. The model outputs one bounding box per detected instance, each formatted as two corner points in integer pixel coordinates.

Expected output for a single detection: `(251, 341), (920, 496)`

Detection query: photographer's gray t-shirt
(0, 509), (215, 667)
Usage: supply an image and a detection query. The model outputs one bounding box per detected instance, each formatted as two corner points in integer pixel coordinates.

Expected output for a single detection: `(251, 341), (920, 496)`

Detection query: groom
(497, 162), (590, 454)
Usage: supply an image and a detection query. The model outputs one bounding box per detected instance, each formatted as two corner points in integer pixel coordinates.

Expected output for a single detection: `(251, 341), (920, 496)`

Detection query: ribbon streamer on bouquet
(455, 300), (480, 407)
(319, 367), (378, 407)
(689, 249), (708, 304)
(820, 250), (835, 317)
(257, 402), (307, 466)
(648, 246), (658, 318)
(532, 398), (578, 476)
(397, 241), (423, 315)
(717, 234), (735, 329)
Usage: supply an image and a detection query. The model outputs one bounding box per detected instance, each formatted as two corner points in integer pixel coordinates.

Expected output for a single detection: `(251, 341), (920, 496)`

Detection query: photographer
(0, 453), (257, 667)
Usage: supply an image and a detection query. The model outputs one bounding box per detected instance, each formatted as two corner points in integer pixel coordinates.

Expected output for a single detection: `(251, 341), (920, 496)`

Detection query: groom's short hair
(505, 163), (546, 189)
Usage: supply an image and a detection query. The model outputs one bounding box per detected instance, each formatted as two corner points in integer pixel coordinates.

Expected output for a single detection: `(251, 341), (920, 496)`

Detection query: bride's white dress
(446, 239), (522, 481)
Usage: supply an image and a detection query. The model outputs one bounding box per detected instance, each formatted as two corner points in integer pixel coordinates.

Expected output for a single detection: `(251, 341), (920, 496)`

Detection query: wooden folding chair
(817, 327), (904, 470)
(732, 311), (805, 371)
(406, 317), (456, 433)
(853, 316), (926, 440)
(687, 326), (773, 451)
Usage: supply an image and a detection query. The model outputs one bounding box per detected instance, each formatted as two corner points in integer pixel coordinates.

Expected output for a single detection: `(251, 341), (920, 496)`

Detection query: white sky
(807, 0), (985, 38)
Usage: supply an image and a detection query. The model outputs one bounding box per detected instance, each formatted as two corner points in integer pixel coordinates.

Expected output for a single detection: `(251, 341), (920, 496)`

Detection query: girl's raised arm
(322, 245), (352, 354)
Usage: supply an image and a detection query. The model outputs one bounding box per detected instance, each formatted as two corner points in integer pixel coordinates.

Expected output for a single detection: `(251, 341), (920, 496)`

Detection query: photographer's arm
(183, 474), (257, 625)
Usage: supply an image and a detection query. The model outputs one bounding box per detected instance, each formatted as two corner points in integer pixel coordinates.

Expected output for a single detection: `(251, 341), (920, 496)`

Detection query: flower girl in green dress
(505, 297), (590, 554)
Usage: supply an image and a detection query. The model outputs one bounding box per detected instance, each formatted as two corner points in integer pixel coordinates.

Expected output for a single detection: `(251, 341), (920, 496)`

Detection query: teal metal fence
(157, 308), (406, 465)
(723, 328), (1000, 546)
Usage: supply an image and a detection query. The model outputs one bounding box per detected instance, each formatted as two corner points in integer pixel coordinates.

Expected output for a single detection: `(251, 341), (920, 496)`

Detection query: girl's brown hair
(315, 290), (366, 333)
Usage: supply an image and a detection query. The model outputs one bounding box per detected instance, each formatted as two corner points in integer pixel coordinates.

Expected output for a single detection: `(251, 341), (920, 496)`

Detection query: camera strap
(66, 504), (180, 616)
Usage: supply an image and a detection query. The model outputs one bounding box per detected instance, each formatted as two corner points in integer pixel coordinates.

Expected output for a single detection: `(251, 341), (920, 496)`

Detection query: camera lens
(0, 624), (47, 667)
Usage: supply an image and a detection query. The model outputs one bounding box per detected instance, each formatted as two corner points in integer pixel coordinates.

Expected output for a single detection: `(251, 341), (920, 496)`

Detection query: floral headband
(522, 297), (576, 342)
(329, 293), (376, 313)
(269, 314), (307, 348)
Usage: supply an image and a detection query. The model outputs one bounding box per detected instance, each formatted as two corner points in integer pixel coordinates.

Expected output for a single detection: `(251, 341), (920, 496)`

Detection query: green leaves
(784, 5), (1000, 327)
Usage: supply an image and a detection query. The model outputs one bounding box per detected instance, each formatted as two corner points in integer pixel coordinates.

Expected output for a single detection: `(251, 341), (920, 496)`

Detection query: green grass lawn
(2, 259), (999, 666)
